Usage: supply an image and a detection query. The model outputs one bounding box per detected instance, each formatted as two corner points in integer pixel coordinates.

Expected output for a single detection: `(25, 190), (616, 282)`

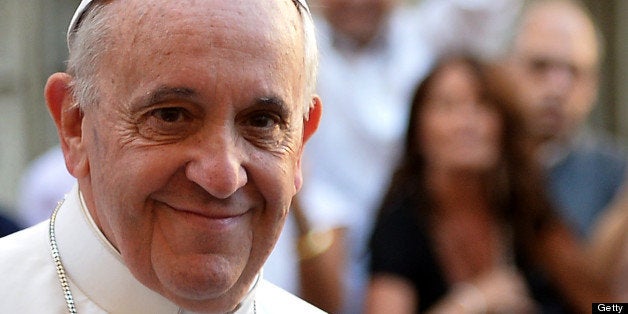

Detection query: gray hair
(294, 1), (319, 118)
(66, 3), (111, 110)
(66, 0), (319, 117)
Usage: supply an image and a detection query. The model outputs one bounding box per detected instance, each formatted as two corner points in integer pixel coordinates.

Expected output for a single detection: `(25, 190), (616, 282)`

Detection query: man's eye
(248, 113), (280, 128)
(137, 107), (196, 141)
(151, 107), (187, 123)
(530, 59), (550, 73)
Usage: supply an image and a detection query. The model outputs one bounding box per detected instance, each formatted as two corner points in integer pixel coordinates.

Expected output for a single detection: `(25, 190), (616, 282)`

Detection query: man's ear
(44, 73), (89, 178)
(294, 96), (322, 191)
(302, 96), (322, 144)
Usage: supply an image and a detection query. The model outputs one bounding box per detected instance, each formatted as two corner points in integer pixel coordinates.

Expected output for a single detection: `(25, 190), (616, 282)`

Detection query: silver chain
(49, 199), (77, 314)
(48, 199), (257, 314)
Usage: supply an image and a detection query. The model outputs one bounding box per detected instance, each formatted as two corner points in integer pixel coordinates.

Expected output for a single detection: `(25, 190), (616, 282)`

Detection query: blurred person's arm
(365, 274), (416, 314)
(428, 267), (536, 314)
(292, 196), (345, 313)
(365, 201), (535, 313)
(366, 267), (536, 314)
(535, 221), (614, 312)
(588, 184), (628, 296)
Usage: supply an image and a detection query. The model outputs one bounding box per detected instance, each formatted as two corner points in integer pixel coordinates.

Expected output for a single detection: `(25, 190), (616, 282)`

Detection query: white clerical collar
(55, 184), (258, 313)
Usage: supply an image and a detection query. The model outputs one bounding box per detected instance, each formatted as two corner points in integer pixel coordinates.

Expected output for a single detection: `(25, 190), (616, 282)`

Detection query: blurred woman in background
(366, 55), (610, 313)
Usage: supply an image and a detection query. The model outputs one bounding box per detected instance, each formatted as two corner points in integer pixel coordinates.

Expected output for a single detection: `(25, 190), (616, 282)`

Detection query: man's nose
(545, 64), (576, 96)
(185, 132), (247, 199)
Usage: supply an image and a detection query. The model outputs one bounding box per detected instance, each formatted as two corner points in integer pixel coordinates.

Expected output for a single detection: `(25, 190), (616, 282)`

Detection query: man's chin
(160, 266), (255, 314)
(152, 252), (246, 298)
(530, 123), (565, 143)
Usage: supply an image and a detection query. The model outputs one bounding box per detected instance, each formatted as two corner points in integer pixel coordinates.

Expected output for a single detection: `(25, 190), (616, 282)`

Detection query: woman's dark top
(0, 212), (21, 238)
(369, 196), (572, 313)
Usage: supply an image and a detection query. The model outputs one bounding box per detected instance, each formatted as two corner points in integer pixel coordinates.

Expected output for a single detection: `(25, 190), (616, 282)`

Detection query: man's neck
(536, 136), (576, 168)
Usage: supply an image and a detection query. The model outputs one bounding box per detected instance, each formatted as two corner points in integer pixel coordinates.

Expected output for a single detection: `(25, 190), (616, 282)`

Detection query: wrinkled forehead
(67, 0), (311, 46)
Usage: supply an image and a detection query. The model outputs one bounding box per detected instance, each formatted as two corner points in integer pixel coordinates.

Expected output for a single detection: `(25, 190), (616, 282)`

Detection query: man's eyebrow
(256, 96), (291, 114)
(146, 86), (197, 104)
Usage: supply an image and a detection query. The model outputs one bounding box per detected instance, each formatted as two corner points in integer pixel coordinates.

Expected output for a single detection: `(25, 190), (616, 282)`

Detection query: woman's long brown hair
(376, 54), (556, 258)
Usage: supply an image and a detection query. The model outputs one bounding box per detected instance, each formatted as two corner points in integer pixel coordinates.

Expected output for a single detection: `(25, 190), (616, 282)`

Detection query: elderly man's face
(506, 1), (599, 145)
(59, 0), (318, 311)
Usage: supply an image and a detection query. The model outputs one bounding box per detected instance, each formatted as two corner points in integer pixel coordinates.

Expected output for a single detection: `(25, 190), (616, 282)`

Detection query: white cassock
(0, 185), (324, 314)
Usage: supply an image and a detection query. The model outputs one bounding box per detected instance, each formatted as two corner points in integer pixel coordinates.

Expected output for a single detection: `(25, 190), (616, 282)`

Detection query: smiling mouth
(155, 199), (251, 225)
(167, 208), (252, 232)
(178, 208), (248, 220)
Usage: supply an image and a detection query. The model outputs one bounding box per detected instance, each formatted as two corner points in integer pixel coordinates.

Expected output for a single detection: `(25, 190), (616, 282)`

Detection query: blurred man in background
(497, 0), (627, 238)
